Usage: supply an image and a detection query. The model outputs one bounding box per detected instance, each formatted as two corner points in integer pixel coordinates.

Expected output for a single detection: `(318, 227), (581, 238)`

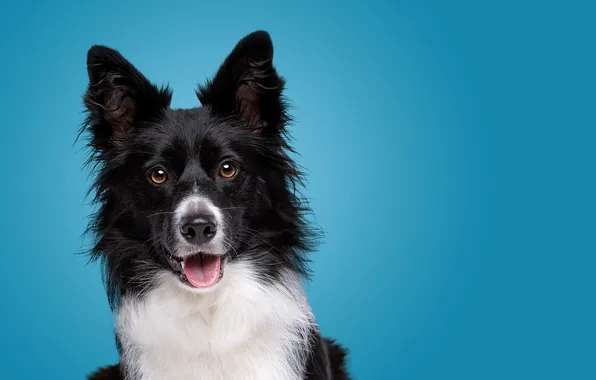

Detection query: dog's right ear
(83, 46), (172, 150)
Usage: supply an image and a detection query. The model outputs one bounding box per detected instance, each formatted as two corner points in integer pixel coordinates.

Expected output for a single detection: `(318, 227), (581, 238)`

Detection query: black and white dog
(81, 30), (350, 380)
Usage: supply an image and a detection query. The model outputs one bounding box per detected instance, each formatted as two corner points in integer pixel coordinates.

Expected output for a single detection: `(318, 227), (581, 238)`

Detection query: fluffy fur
(80, 31), (350, 380)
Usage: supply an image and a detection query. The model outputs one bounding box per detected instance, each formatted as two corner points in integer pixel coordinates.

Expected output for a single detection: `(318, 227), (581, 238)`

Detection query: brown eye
(149, 168), (167, 184)
(220, 162), (237, 179)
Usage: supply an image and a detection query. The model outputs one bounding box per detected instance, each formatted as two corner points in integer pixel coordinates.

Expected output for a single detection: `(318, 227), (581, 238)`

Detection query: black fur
(81, 31), (350, 379)
(87, 365), (121, 380)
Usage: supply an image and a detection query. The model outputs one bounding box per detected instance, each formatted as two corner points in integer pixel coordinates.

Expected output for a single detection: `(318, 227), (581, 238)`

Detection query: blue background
(0, 0), (594, 379)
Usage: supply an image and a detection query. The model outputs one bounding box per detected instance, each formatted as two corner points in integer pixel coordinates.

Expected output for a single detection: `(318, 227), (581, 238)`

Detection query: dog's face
(83, 32), (314, 301)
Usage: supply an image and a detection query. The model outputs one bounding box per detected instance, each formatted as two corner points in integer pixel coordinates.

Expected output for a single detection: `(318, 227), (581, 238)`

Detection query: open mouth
(167, 252), (225, 288)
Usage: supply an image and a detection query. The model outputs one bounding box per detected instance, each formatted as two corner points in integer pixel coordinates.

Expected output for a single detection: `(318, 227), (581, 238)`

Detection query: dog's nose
(180, 215), (217, 245)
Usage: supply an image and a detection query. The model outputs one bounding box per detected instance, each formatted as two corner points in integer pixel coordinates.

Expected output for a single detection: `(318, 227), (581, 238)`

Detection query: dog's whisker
(147, 211), (176, 218)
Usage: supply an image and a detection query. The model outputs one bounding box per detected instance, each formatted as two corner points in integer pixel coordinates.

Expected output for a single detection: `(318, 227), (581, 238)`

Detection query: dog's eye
(219, 162), (237, 179)
(149, 168), (168, 184)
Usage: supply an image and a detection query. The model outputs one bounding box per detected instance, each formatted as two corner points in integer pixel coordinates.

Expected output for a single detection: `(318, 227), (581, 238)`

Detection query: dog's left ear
(197, 31), (288, 134)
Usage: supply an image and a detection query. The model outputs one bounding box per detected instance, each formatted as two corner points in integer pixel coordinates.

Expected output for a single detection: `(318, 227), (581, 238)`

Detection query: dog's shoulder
(305, 332), (351, 380)
(325, 338), (351, 380)
(87, 364), (122, 380)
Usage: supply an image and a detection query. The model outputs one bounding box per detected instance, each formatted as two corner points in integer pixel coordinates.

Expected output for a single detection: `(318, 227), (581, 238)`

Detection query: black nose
(180, 215), (217, 245)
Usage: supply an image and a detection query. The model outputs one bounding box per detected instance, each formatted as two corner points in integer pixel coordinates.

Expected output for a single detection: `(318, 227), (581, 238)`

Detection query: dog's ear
(196, 31), (288, 134)
(84, 46), (172, 150)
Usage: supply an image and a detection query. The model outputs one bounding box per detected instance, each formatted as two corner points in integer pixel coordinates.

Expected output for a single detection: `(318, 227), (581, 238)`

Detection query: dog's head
(82, 31), (316, 303)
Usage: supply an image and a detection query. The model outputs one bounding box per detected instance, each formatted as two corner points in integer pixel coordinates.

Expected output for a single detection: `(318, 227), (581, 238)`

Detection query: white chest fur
(116, 262), (315, 380)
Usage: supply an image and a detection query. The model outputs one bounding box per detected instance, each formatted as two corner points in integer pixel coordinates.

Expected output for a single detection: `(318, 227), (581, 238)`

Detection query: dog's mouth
(167, 252), (225, 288)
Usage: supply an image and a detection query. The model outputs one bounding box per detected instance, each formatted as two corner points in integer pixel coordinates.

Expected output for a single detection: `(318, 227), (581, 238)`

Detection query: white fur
(116, 260), (315, 380)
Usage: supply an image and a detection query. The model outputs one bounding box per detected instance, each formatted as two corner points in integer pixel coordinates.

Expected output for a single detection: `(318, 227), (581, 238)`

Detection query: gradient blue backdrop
(0, 0), (594, 379)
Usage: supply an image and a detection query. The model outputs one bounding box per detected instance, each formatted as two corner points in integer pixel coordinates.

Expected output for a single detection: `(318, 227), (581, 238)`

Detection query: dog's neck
(116, 261), (315, 380)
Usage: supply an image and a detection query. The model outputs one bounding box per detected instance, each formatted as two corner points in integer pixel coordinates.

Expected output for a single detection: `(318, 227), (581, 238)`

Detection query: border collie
(80, 30), (351, 380)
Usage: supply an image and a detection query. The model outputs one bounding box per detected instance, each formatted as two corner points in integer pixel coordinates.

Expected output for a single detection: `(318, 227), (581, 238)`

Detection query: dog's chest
(116, 270), (312, 380)
(132, 332), (294, 380)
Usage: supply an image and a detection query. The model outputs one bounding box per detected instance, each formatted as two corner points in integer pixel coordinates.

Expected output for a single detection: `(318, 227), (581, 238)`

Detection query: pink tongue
(183, 255), (221, 288)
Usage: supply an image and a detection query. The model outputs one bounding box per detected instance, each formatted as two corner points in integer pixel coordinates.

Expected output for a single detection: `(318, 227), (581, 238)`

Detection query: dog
(80, 30), (351, 380)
